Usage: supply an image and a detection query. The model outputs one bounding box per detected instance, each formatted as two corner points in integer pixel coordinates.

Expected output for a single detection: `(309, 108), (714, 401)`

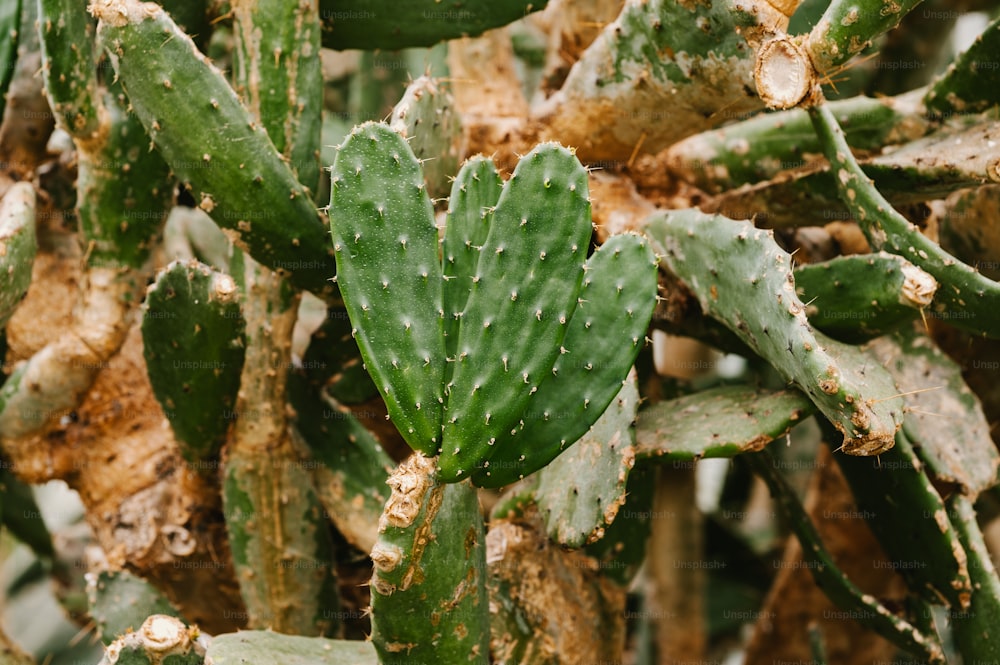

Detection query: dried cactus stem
(754, 35), (816, 110)
(370, 454), (489, 663)
(98, 615), (205, 665)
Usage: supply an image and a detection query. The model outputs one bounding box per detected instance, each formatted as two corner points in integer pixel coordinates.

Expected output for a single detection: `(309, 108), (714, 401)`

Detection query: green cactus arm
(810, 102), (1000, 338)
(744, 449), (946, 663)
(369, 454), (489, 663)
(470, 234), (657, 487)
(389, 76), (462, 200)
(439, 143), (594, 482)
(0, 182), (36, 330)
(205, 631), (377, 664)
(924, 16), (1000, 116)
(318, 0), (548, 50)
(91, 0), (337, 298)
(222, 261), (340, 637)
(803, 0), (924, 75)
(97, 615), (205, 665)
(441, 156), (503, 376)
(328, 122), (446, 455)
(634, 385), (816, 460)
(665, 92), (928, 195)
(37, 0), (101, 141)
(867, 332), (1000, 496)
(834, 425), (973, 609)
(947, 494), (1000, 662)
(529, 374), (640, 548)
(793, 252), (937, 342)
(0, 0), (20, 122)
(141, 260), (245, 464)
(540, 0), (788, 161)
(288, 372), (392, 554)
(648, 209), (904, 455)
(87, 570), (184, 646)
(231, 0), (322, 195)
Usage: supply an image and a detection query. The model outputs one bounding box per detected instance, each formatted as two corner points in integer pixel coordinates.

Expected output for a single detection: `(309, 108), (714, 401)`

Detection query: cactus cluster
(1, 0), (1000, 663)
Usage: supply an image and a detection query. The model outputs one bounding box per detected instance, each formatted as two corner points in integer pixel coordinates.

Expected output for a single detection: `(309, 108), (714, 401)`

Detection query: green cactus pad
(389, 76), (462, 199)
(634, 385), (816, 461)
(87, 570), (183, 645)
(867, 331), (1000, 497)
(531, 375), (640, 548)
(649, 209), (904, 456)
(833, 427), (972, 610)
(38, 0), (100, 140)
(745, 449), (947, 663)
(0, 183), (36, 329)
(369, 454), (489, 663)
(439, 143), (593, 481)
(794, 252), (937, 342)
(92, 0), (337, 297)
(288, 372), (393, 553)
(0, 0), (19, 121)
(924, 16), (1000, 116)
(98, 615), (205, 665)
(232, 0), (322, 194)
(471, 233), (658, 487)
(947, 494), (1000, 662)
(142, 260), (245, 463)
(319, 0), (548, 50)
(810, 103), (1000, 338)
(205, 631), (377, 664)
(441, 156), (504, 372)
(328, 122), (446, 454)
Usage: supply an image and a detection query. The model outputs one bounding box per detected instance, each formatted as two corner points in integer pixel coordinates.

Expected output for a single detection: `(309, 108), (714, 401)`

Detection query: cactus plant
(3, 0), (1000, 662)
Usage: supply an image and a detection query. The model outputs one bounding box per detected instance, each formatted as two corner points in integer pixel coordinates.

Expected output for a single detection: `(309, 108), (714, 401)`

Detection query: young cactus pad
(142, 260), (245, 463)
(329, 124), (658, 482)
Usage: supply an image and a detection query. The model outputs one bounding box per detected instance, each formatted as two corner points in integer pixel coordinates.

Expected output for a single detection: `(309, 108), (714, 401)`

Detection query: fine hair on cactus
(0, 0), (998, 663)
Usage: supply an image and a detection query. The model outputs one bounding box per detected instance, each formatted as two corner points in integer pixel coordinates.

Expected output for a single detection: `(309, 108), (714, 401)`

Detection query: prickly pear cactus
(329, 122), (658, 484)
